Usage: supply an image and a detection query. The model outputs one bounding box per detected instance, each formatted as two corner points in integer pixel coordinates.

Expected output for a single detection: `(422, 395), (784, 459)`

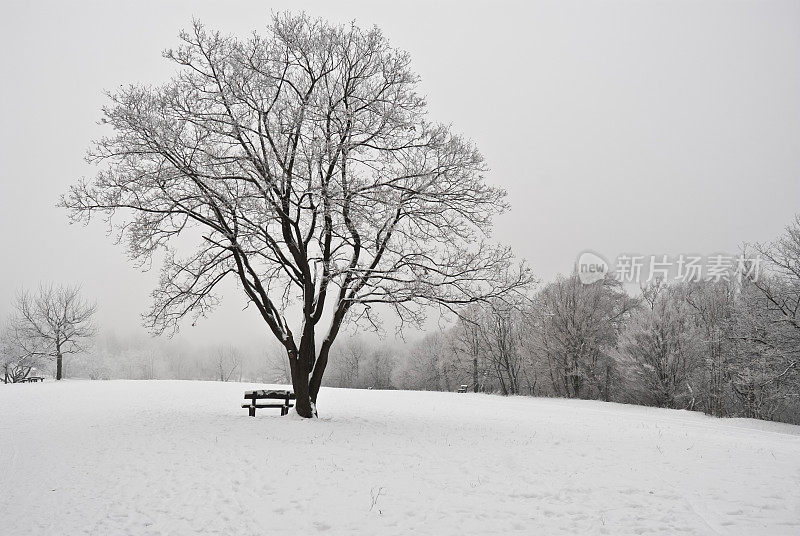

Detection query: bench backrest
(244, 389), (296, 400)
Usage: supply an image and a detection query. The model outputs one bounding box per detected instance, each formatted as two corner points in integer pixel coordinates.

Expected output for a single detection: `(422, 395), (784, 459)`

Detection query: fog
(1, 0), (799, 348)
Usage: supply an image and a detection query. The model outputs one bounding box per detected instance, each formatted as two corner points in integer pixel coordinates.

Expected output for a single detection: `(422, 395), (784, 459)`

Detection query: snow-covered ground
(1, 380), (798, 535)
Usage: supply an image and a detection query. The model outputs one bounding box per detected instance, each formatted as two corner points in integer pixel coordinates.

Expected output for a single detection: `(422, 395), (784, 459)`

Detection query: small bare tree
(213, 346), (242, 382)
(62, 14), (530, 416)
(10, 284), (97, 380)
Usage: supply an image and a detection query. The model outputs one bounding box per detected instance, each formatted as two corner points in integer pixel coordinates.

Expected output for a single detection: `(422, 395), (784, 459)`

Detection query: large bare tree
(10, 284), (97, 380)
(62, 14), (530, 416)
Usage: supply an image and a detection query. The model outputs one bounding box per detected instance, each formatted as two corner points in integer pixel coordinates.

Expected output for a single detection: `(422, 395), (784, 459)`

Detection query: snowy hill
(1, 380), (798, 535)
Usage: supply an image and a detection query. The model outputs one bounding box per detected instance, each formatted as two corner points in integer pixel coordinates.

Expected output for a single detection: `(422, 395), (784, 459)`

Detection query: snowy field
(1, 380), (799, 535)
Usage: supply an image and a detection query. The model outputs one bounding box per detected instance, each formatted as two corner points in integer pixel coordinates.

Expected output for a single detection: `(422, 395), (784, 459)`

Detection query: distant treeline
(326, 216), (800, 425)
(6, 217), (799, 426)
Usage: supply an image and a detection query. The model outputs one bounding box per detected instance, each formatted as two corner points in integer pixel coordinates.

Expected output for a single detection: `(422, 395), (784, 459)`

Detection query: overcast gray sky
(1, 0), (799, 348)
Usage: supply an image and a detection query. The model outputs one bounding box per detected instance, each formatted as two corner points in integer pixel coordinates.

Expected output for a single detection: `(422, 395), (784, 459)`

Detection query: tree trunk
(286, 305), (344, 417)
(288, 345), (314, 418)
(307, 318), (344, 414)
(56, 353), (63, 380)
(309, 344), (330, 404)
(291, 365), (314, 417)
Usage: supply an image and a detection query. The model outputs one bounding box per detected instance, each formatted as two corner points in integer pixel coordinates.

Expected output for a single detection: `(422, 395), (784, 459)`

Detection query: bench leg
(248, 406), (256, 417)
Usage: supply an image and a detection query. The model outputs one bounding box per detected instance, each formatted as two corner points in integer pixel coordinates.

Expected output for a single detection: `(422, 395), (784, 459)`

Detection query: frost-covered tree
(451, 306), (484, 393)
(616, 281), (700, 409)
(728, 277), (798, 420)
(469, 300), (529, 395)
(684, 279), (737, 416)
(326, 336), (367, 388)
(534, 274), (637, 400)
(1, 323), (43, 383)
(9, 284), (96, 380)
(730, 216), (800, 420)
(749, 215), (800, 337)
(397, 331), (465, 392)
(62, 14), (530, 416)
(364, 347), (396, 390)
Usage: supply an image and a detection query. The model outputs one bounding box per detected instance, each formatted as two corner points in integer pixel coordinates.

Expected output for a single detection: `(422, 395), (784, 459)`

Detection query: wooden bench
(242, 389), (295, 416)
(457, 384), (468, 393)
(19, 376), (44, 383)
